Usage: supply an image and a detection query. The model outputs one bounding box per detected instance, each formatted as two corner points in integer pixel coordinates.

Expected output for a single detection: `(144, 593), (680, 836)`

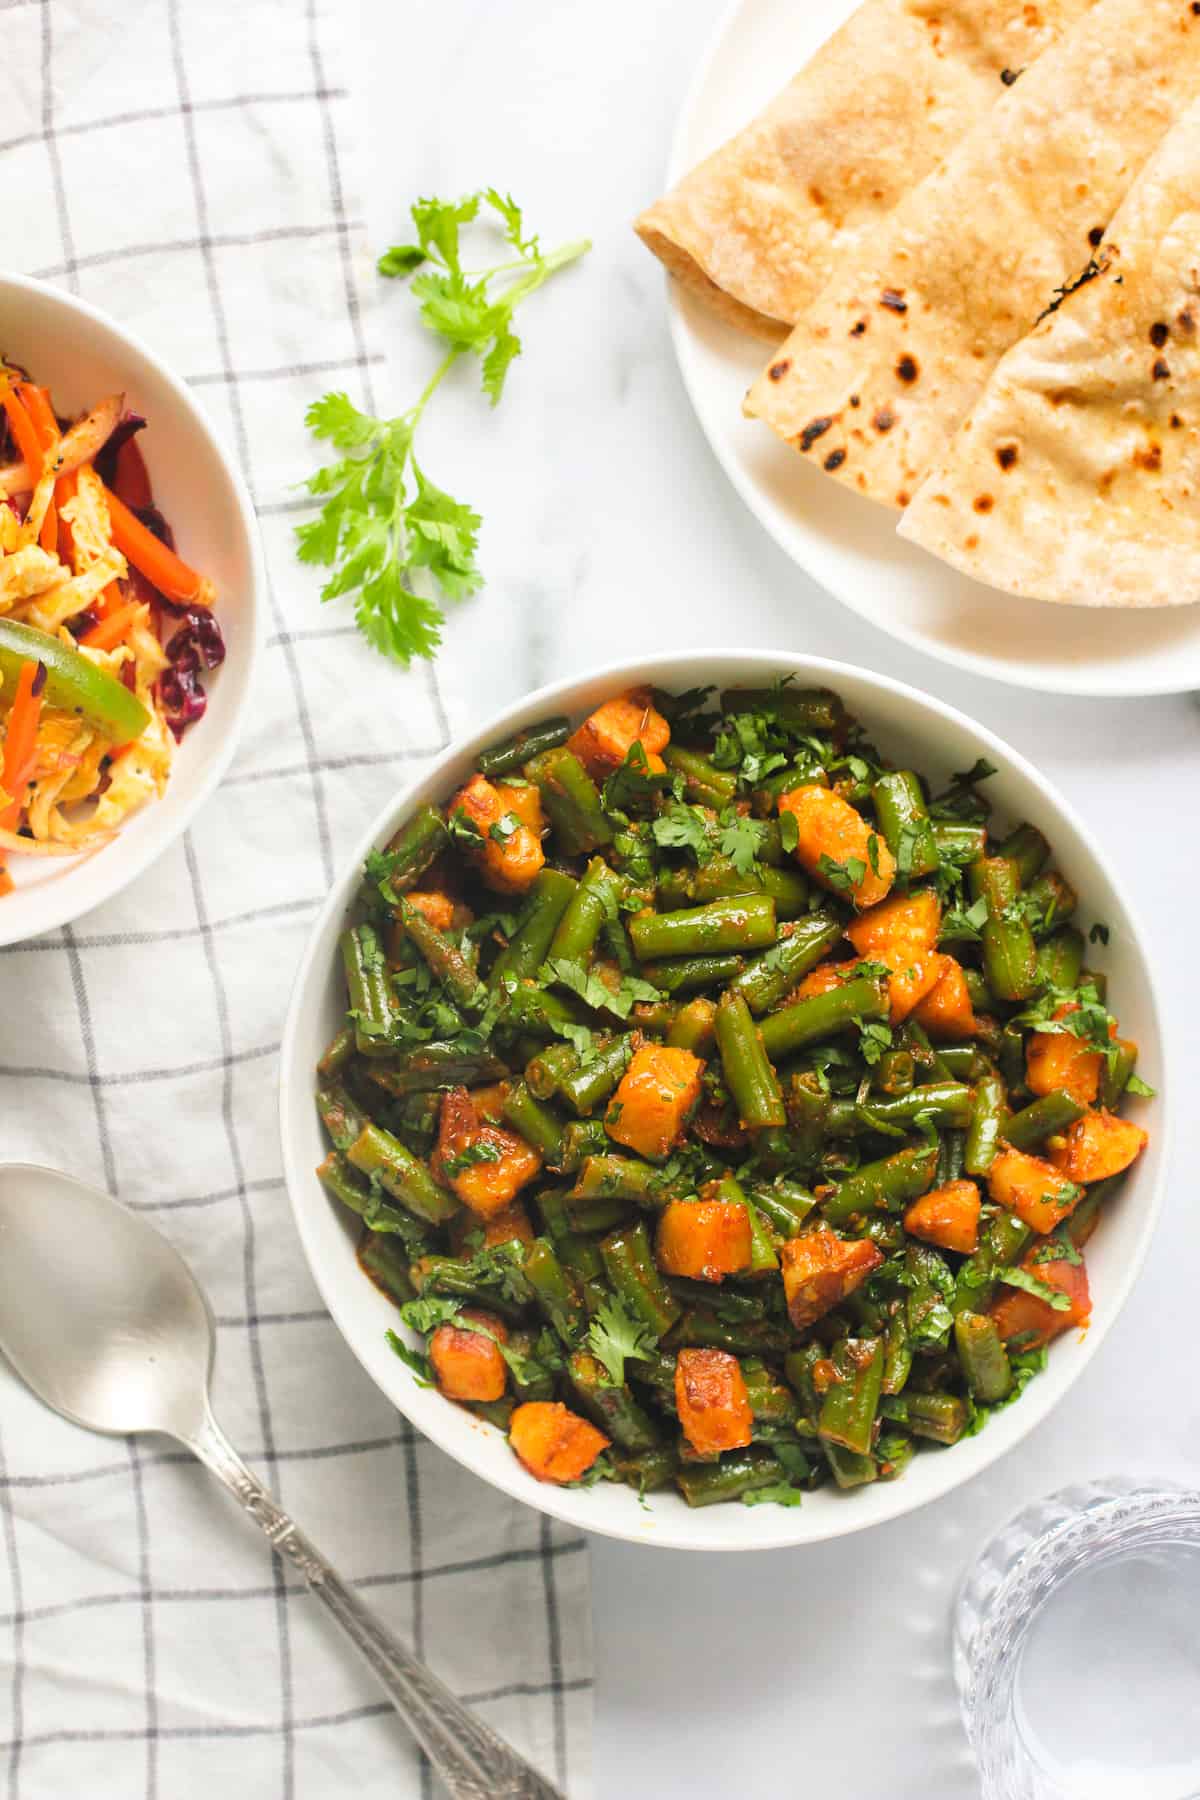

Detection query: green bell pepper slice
(0, 617), (150, 742)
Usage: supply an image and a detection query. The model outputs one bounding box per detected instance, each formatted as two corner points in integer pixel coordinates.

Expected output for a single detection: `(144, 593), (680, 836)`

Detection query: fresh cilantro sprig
(586, 1298), (657, 1386)
(297, 190), (589, 664)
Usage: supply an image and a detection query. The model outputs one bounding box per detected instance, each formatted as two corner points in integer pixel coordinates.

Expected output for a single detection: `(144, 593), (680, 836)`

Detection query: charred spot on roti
(1152, 358), (1171, 380)
(1171, 413), (1184, 428)
(849, 393), (862, 407)
(996, 444), (1019, 470)
(809, 186), (826, 208)
(896, 490), (911, 507)
(880, 288), (908, 313)
(851, 319), (868, 336)
(1088, 226), (1105, 248)
(1133, 442), (1163, 472)
(973, 494), (995, 513)
(965, 534), (980, 549)
(932, 494), (951, 506)
(768, 360), (792, 382)
(798, 416), (834, 452)
(896, 354), (919, 383)
(1150, 321), (1170, 347)
(824, 448), (847, 472)
(1000, 67), (1021, 85)
(873, 406), (896, 433)
(1178, 308), (1196, 332)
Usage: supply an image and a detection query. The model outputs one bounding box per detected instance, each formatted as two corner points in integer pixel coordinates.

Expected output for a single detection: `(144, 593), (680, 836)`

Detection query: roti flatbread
(898, 98), (1200, 607)
(635, 0), (1098, 340)
(743, 0), (1200, 510)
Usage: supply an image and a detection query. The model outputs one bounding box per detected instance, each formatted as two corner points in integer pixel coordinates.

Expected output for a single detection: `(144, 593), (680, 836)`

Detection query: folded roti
(899, 98), (1200, 607)
(635, 0), (1098, 340)
(744, 0), (1200, 509)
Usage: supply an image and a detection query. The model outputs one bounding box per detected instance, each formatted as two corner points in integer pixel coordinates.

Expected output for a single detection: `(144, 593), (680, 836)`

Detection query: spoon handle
(188, 1409), (565, 1800)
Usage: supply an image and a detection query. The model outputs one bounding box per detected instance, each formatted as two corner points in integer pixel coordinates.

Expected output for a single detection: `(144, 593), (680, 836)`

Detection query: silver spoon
(0, 1163), (563, 1800)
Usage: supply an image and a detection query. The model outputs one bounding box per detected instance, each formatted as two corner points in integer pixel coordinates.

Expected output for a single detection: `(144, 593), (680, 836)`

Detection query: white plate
(0, 276), (263, 945)
(279, 650), (1168, 1554)
(666, 0), (1200, 696)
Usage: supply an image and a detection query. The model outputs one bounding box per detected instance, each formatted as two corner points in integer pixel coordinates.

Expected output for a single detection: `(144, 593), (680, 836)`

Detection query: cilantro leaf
(817, 852), (866, 896)
(586, 1297), (657, 1386)
(996, 1265), (1072, 1311)
(541, 956), (662, 1021)
(300, 192), (590, 664)
(718, 810), (766, 875)
(651, 800), (710, 858)
(386, 1330), (434, 1383)
(778, 810), (799, 854)
(1126, 1072), (1157, 1098)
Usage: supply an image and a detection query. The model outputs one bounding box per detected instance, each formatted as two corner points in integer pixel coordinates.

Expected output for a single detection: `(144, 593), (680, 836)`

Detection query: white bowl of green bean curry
(279, 654), (1166, 1551)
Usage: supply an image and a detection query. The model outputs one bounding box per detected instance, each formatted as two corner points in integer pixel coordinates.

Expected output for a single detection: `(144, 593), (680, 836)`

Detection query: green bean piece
(785, 1074), (831, 1166)
(358, 1231), (417, 1304)
(413, 1255), (528, 1323)
(750, 1180), (817, 1239)
(316, 1080), (369, 1153)
(822, 1443), (878, 1489)
(341, 924), (401, 1057)
(783, 1343), (824, 1430)
(759, 972), (889, 1062)
(873, 1430), (914, 1481)
(730, 910), (842, 1015)
(477, 715), (570, 779)
(546, 857), (618, 967)
(316, 1149), (372, 1214)
(742, 1359), (798, 1427)
(953, 1209), (1033, 1316)
(561, 1035), (632, 1116)
(1081, 966), (1108, 1003)
(667, 996), (718, 1055)
(525, 1039), (580, 1100)
(964, 967), (999, 1015)
(872, 771), (938, 877)
(489, 869), (577, 992)
(556, 1119), (611, 1173)
(367, 1044), (510, 1097)
(936, 1130), (966, 1187)
(997, 822), (1050, 886)
(932, 821), (987, 864)
(665, 1278), (765, 1318)
(1066, 1175), (1122, 1247)
(876, 1049), (916, 1095)
(640, 953), (746, 995)
(933, 1044), (978, 1081)
(627, 1346), (678, 1404)
(601, 1221), (682, 1339)
(630, 893), (777, 962)
(671, 1312), (791, 1357)
(502, 982), (589, 1042)
(1037, 926), (1085, 993)
(524, 747), (612, 856)
(882, 1309), (913, 1396)
(954, 1312), (1013, 1403)
(500, 1080), (564, 1164)
(759, 866), (811, 920)
(716, 991), (786, 1130)
(983, 911), (1039, 1003)
(501, 1329), (556, 1401)
(964, 1072), (1006, 1177)
(720, 686), (845, 734)
(523, 1237), (586, 1343)
(317, 1027), (354, 1077)
(968, 855), (1021, 912)
(1002, 1089), (1087, 1152)
(903, 1391), (969, 1446)
(1024, 871), (1078, 937)
(1102, 1039), (1139, 1110)
(632, 999), (678, 1038)
(862, 1214), (906, 1254)
(743, 1196), (780, 1273)
(395, 897), (486, 1013)
(613, 1445), (679, 1493)
(997, 1022), (1028, 1095)
(570, 1153), (687, 1211)
(825, 1081), (973, 1138)
(822, 1143), (939, 1228)
(377, 805), (449, 893)
(819, 1337), (885, 1457)
(468, 1397), (517, 1430)
(661, 743), (737, 807)
(346, 1122), (459, 1224)
(566, 1350), (662, 1451)
(676, 1446), (787, 1507)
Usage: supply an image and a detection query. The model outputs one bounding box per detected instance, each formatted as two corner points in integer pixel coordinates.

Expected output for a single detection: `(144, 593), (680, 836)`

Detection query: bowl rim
(278, 649), (1171, 1552)
(0, 272), (265, 946)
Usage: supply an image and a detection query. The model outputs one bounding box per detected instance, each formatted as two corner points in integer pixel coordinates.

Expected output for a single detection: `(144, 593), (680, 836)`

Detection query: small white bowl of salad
(0, 274), (262, 945)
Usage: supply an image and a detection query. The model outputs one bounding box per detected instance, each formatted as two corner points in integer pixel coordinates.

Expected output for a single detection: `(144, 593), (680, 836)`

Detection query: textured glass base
(954, 1479), (1200, 1800)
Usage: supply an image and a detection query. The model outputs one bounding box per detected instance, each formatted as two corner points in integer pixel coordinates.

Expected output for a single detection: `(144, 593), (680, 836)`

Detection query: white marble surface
(363, 5), (1198, 1795)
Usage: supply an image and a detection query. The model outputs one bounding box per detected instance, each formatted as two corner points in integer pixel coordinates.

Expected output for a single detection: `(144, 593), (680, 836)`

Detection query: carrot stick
(102, 483), (206, 605)
(1, 388), (44, 477)
(80, 600), (143, 652)
(54, 467), (77, 566)
(114, 436), (153, 510)
(18, 386), (61, 555)
(0, 659), (45, 832)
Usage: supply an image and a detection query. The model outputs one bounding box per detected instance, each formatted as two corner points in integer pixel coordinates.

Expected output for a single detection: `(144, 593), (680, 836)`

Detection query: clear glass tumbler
(954, 1478), (1200, 1799)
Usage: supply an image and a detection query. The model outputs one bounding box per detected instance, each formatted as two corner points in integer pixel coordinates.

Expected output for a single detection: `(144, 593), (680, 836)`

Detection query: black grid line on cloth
(539, 1515), (569, 1791)
(29, 221), (365, 282)
(0, 1415), (25, 1800)
(187, 353), (384, 386)
(0, 1679), (593, 1754)
(1, 1434), (417, 1489)
(180, 819), (295, 1792)
(0, 1540), (589, 1630)
(0, 897), (321, 955)
(0, 1041), (279, 1085)
(0, 87), (349, 157)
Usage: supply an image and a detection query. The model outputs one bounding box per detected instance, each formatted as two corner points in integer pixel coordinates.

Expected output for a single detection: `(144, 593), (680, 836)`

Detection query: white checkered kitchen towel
(0, 2), (592, 1796)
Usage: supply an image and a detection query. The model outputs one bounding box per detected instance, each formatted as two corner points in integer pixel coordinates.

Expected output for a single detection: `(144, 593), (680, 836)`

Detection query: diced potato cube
(779, 786), (895, 908)
(846, 887), (940, 956)
(566, 687), (670, 778)
(448, 772), (544, 893)
(434, 1087), (541, 1218)
(992, 1249), (1091, 1349)
(606, 1044), (704, 1161)
(903, 1179), (981, 1254)
(656, 1200), (752, 1283)
(429, 1310), (509, 1403)
(1049, 1109), (1148, 1184)
(674, 1347), (753, 1456)
(988, 1145), (1082, 1235)
(913, 957), (977, 1040)
(780, 1227), (883, 1329)
(509, 1402), (609, 1483)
